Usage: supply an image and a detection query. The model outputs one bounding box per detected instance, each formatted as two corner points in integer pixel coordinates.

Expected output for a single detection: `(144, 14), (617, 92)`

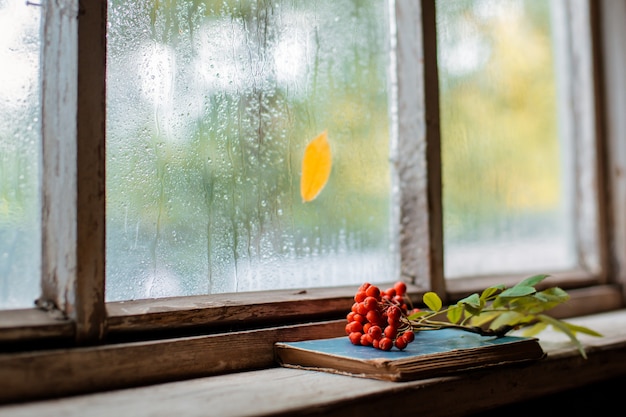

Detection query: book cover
(274, 328), (545, 382)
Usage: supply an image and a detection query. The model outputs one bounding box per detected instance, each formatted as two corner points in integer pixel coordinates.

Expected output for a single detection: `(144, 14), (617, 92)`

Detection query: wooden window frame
(0, 0), (623, 404)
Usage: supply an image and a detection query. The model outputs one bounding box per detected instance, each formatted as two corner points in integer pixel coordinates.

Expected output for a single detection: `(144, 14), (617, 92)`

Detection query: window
(0, 0), (41, 309)
(0, 0), (623, 403)
(437, 0), (603, 281)
(106, 0), (396, 300)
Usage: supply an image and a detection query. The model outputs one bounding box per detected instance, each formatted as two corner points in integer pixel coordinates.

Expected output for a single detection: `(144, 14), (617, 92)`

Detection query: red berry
(384, 325), (397, 339)
(387, 305), (401, 322)
(360, 333), (373, 346)
(363, 322), (372, 334)
(348, 282), (415, 351)
(394, 281), (407, 296)
(356, 303), (369, 316)
(346, 321), (363, 334)
(366, 309), (383, 326)
(365, 285), (381, 299)
(402, 331), (415, 343)
(387, 317), (397, 327)
(363, 296), (378, 311)
(354, 291), (367, 303)
(368, 325), (383, 340)
(349, 332), (363, 345)
(394, 336), (408, 350)
(352, 313), (366, 324)
(378, 337), (393, 351)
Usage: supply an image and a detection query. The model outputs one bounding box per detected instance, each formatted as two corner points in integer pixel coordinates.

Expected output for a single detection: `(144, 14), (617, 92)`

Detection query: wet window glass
(106, 0), (394, 300)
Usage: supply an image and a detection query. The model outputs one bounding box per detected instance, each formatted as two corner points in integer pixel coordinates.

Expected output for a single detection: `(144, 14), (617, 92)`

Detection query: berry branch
(346, 274), (602, 358)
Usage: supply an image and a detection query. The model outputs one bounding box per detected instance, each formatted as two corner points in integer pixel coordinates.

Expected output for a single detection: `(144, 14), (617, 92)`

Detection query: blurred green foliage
(0, 0), (567, 304)
(105, 0), (393, 297)
(438, 0), (562, 243)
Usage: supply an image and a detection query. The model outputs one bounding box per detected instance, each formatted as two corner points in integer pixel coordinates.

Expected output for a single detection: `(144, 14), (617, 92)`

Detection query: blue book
(274, 328), (545, 381)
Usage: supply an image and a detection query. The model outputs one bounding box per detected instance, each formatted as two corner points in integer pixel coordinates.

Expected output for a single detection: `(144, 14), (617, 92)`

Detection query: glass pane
(437, 0), (576, 277)
(0, 0), (41, 308)
(106, 0), (393, 300)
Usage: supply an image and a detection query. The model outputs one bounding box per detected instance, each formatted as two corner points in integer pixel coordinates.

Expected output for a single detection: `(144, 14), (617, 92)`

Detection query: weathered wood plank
(0, 309), (73, 343)
(1, 310), (625, 417)
(40, 0), (78, 317)
(588, 0), (611, 284)
(40, 0), (106, 343)
(552, 0), (605, 277)
(0, 320), (344, 404)
(74, 0), (107, 342)
(106, 282), (621, 333)
(2, 280), (617, 344)
(106, 286), (378, 332)
(599, 0), (626, 300)
(420, 0), (445, 297)
(393, 0), (444, 295)
(547, 284), (624, 318)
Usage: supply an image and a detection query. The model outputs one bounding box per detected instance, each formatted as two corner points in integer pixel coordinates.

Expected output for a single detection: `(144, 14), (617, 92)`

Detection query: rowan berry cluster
(345, 281), (415, 351)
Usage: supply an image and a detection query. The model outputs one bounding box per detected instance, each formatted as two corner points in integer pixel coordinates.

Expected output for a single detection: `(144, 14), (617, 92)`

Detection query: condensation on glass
(0, 0), (41, 308)
(437, 0), (577, 278)
(106, 0), (394, 300)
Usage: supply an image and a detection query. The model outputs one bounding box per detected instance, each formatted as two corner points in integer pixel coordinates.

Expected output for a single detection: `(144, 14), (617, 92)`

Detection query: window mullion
(392, 0), (444, 295)
(40, 0), (79, 319)
(553, 0), (606, 279)
(40, 0), (106, 343)
(598, 0), (626, 293)
(75, 0), (107, 342)
(588, 0), (611, 284)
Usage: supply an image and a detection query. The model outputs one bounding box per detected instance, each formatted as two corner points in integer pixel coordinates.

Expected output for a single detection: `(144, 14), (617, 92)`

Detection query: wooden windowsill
(2, 309), (626, 417)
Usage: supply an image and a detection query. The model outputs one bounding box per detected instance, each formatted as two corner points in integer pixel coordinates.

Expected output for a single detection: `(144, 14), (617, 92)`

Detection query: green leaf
(516, 274), (550, 288)
(563, 322), (603, 337)
(491, 295), (507, 309)
(463, 303), (483, 316)
(535, 287), (569, 302)
(469, 311), (499, 327)
(496, 275), (549, 301)
(520, 321), (548, 337)
(457, 293), (484, 315)
(489, 311), (525, 331)
(446, 304), (464, 324)
(480, 285), (504, 301)
(423, 292), (442, 312)
(500, 287), (569, 315)
(526, 288), (570, 312)
(507, 295), (546, 314)
(458, 293), (482, 309)
(538, 314), (587, 359)
(499, 285), (536, 298)
(407, 310), (430, 320)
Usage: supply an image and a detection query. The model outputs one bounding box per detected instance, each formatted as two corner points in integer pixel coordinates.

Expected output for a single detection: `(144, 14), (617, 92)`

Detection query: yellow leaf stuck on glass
(300, 130), (332, 203)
